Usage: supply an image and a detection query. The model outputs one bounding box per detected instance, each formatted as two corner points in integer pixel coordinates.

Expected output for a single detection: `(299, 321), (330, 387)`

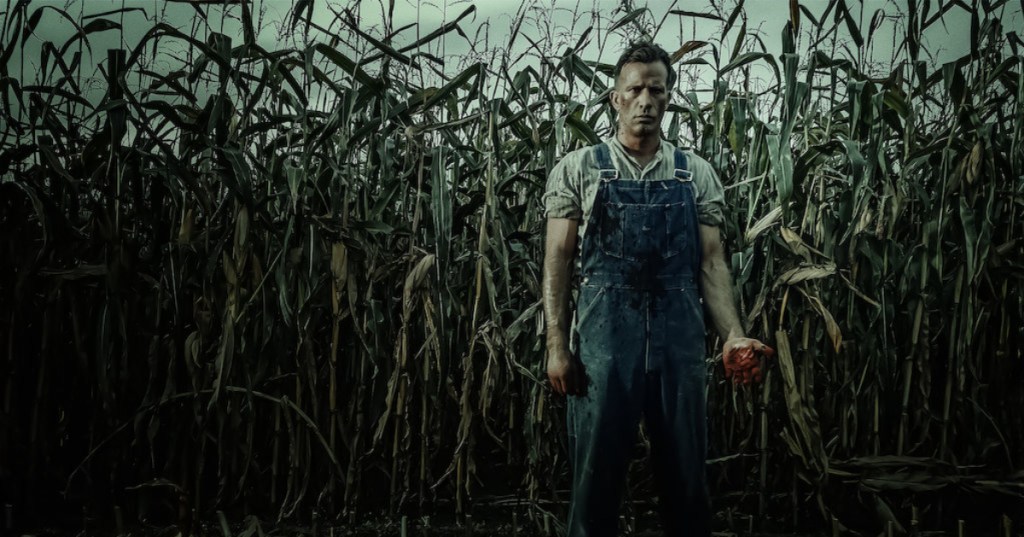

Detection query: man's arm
(543, 217), (582, 395)
(699, 224), (744, 340)
(699, 224), (772, 383)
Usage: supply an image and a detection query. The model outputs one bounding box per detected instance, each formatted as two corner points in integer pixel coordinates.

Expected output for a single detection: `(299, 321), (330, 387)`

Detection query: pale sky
(5, 0), (1022, 121)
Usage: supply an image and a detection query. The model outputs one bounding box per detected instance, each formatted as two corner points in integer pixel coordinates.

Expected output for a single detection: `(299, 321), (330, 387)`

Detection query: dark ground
(8, 505), (1019, 537)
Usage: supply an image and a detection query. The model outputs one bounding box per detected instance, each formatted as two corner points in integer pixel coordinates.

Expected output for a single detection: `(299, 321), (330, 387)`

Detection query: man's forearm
(543, 218), (581, 395)
(543, 247), (574, 352)
(543, 219), (578, 353)
(700, 251), (745, 341)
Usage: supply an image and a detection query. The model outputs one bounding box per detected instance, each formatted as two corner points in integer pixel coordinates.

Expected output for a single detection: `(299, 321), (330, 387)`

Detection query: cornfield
(1, 0), (1022, 534)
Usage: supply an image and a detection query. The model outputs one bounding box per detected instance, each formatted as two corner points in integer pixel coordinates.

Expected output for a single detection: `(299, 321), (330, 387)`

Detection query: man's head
(611, 41), (675, 140)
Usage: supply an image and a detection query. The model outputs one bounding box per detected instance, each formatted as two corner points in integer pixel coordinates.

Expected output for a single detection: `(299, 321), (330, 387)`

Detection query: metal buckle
(674, 169), (692, 182)
(599, 169), (619, 182)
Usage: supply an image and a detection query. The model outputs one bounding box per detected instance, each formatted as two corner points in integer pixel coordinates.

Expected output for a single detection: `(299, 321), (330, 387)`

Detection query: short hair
(613, 41), (676, 90)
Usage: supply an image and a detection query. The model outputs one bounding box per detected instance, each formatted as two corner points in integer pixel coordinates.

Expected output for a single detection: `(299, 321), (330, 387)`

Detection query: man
(541, 41), (772, 537)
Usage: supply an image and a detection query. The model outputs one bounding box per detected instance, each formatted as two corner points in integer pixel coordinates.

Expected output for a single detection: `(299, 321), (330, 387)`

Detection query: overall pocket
(662, 199), (691, 258)
(598, 202), (663, 261)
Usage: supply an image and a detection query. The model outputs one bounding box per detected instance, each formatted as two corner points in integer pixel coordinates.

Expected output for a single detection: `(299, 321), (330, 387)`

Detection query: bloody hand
(723, 339), (775, 385)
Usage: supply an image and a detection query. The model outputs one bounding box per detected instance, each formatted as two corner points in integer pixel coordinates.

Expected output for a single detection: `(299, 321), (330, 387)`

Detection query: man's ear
(610, 88), (621, 112)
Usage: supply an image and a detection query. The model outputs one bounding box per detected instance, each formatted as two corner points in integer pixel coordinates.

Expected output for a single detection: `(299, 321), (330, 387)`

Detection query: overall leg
(567, 287), (645, 537)
(645, 367), (710, 537)
(646, 288), (711, 537)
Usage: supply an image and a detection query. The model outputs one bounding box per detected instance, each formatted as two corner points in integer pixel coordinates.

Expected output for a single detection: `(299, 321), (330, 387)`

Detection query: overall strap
(673, 148), (693, 182)
(593, 143), (618, 181)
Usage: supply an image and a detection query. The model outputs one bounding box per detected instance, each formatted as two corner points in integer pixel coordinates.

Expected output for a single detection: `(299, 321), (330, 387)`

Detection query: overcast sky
(5, 0), (1022, 119)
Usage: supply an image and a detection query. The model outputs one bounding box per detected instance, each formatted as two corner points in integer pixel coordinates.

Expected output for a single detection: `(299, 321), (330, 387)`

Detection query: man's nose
(634, 88), (651, 105)
(636, 89), (653, 109)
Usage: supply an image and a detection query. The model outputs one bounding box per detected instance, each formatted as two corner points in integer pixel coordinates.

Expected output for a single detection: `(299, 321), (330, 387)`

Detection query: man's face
(611, 61), (670, 138)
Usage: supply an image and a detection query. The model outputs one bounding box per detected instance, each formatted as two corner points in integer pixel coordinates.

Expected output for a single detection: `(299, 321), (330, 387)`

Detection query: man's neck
(616, 131), (661, 168)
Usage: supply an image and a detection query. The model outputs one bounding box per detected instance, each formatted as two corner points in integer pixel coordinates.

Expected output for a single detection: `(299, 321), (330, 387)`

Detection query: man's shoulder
(551, 143), (604, 172)
(660, 141), (705, 163)
(563, 144), (599, 161)
(573, 140), (616, 160)
(669, 145), (716, 177)
(681, 149), (713, 168)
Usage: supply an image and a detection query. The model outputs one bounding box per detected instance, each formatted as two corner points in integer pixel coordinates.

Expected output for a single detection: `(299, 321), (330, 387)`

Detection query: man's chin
(630, 124), (659, 136)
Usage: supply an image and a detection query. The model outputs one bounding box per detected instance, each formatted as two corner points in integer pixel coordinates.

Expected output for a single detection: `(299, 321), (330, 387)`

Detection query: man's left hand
(722, 337), (774, 385)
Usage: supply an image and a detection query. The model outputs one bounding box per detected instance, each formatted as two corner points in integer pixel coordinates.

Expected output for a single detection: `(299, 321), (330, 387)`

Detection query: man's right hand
(547, 349), (585, 396)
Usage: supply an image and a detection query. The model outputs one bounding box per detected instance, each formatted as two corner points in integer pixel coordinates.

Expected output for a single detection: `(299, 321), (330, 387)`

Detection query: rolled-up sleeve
(543, 156), (583, 220)
(689, 154), (726, 227)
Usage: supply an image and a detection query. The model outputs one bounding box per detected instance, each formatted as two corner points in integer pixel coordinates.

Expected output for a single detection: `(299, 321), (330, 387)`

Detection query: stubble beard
(625, 120), (657, 138)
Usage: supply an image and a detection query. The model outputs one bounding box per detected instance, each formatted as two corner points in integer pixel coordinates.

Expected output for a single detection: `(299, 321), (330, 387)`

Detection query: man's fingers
(726, 340), (775, 385)
(552, 371), (582, 396)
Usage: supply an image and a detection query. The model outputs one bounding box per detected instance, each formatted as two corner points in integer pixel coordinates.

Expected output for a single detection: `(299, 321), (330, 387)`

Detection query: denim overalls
(567, 143), (711, 537)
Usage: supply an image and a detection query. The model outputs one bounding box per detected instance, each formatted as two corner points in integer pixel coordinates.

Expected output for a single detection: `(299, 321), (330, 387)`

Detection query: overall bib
(567, 143), (710, 537)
